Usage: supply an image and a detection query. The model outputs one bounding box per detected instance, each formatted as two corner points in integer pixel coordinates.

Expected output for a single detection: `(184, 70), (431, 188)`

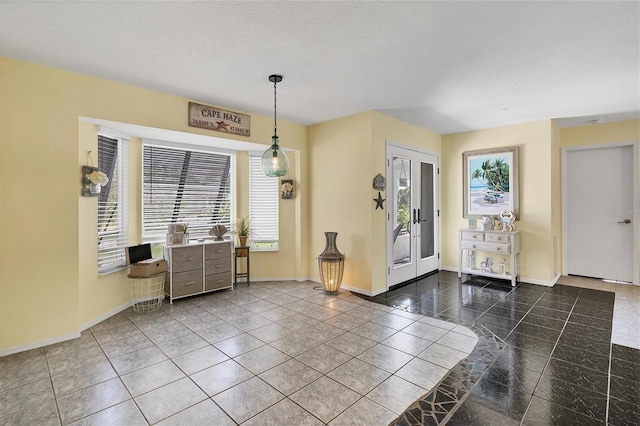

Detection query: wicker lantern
(317, 232), (345, 295)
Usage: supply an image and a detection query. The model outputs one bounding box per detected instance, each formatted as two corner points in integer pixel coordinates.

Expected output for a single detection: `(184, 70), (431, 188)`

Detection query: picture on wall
(463, 146), (519, 218)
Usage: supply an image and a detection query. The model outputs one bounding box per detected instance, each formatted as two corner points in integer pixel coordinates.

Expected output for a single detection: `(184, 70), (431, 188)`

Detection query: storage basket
(129, 273), (165, 312)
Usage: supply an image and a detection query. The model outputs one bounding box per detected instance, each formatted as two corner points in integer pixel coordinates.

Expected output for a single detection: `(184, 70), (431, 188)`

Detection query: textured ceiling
(0, 1), (638, 135)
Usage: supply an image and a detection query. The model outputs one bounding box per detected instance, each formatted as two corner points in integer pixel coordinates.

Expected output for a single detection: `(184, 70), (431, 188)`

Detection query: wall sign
(188, 102), (251, 136)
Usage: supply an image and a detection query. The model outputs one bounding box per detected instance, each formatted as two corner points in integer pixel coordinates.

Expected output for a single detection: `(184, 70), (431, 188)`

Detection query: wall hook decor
(280, 179), (294, 199)
(81, 151), (109, 197)
(372, 173), (386, 190)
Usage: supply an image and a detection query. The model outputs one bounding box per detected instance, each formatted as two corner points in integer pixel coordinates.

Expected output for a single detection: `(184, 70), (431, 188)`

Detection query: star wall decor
(374, 191), (385, 210)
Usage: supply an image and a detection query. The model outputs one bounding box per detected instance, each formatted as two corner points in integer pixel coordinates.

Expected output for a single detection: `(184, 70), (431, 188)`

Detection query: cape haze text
(188, 102), (251, 137)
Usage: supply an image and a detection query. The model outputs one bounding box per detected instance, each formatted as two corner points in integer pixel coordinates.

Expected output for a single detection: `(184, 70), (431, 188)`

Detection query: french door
(387, 143), (439, 288)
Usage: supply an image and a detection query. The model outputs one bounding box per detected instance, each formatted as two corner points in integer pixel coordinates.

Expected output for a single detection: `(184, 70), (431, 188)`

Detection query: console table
(164, 240), (232, 303)
(458, 228), (520, 287)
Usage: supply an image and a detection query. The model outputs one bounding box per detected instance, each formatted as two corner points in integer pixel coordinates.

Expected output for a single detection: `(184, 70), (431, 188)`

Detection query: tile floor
(0, 280), (477, 425)
(0, 272), (638, 425)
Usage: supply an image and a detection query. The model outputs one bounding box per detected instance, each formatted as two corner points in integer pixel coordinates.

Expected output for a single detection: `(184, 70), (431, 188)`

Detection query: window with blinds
(142, 144), (233, 242)
(98, 134), (129, 273)
(249, 155), (279, 250)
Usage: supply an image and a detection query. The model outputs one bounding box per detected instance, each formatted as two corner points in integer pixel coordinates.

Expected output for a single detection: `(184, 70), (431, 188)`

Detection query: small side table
(234, 246), (250, 287)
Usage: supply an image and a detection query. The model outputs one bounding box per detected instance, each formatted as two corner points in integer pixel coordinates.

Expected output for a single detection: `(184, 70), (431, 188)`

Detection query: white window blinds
(98, 134), (129, 273)
(143, 144), (233, 242)
(249, 155), (279, 250)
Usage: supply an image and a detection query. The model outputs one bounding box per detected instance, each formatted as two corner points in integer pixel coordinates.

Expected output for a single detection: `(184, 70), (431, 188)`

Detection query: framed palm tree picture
(463, 146), (519, 218)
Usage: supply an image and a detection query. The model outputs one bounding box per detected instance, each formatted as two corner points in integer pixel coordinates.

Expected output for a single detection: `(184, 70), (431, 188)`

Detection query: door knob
(618, 219), (631, 224)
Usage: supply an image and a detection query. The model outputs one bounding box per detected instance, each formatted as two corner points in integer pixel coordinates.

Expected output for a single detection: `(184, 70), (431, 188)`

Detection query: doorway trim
(561, 141), (639, 284)
(386, 140), (441, 291)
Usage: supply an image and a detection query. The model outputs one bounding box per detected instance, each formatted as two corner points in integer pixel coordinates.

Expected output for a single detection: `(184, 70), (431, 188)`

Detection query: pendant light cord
(273, 78), (278, 137)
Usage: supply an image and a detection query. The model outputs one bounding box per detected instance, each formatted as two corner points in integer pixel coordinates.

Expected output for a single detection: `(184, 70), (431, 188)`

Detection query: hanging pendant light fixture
(261, 74), (290, 177)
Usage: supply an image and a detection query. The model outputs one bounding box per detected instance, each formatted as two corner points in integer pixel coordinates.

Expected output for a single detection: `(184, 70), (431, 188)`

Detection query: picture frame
(462, 146), (519, 218)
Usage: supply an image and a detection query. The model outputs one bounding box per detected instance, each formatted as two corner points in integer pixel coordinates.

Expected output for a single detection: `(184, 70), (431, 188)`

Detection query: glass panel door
(387, 144), (439, 288)
(393, 156), (412, 267)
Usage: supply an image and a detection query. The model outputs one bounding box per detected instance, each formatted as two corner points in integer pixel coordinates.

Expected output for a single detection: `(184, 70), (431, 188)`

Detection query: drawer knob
(473, 235), (477, 239)
(496, 247), (501, 251)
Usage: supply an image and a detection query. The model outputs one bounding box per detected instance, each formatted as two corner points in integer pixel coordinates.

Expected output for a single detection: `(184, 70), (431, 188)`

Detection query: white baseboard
(1, 300), (135, 358)
(520, 273), (561, 287)
(241, 276), (311, 283)
(442, 265), (560, 287)
(302, 278), (384, 297)
(79, 300), (135, 332)
(0, 331), (81, 358)
(340, 285), (387, 297)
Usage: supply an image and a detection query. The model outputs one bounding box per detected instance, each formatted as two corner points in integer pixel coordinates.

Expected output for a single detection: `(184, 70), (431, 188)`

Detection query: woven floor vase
(318, 232), (345, 295)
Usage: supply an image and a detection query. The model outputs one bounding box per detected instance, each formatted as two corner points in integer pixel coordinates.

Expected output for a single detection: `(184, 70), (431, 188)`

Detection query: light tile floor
(0, 281), (478, 425)
(556, 275), (640, 349)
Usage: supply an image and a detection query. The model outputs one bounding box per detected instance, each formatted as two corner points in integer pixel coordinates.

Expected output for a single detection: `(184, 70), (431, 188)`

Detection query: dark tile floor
(360, 271), (640, 425)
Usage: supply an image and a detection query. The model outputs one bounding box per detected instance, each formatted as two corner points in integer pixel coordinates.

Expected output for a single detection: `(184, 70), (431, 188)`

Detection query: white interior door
(563, 144), (638, 283)
(387, 144), (439, 288)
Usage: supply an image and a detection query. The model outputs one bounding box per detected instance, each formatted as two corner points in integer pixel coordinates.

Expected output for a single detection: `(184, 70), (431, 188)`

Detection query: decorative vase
(90, 183), (101, 194)
(317, 232), (345, 295)
(209, 225), (228, 241)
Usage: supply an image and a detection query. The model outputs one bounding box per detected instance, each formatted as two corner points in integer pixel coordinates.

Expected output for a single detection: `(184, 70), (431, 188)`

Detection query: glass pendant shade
(261, 136), (290, 177)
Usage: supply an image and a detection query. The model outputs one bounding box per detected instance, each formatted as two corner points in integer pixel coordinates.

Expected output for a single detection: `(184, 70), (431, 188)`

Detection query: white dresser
(458, 228), (520, 287)
(164, 240), (233, 303)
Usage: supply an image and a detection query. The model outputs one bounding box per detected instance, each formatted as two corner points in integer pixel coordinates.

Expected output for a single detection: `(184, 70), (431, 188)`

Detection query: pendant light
(261, 74), (290, 177)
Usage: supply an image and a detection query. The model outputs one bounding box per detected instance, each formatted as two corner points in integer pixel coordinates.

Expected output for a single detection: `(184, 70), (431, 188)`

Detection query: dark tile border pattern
(354, 271), (640, 426)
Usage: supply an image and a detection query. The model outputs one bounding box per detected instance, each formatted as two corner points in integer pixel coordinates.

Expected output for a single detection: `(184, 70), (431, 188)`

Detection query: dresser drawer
(461, 231), (485, 241)
(486, 233), (510, 243)
(171, 246), (203, 272)
(205, 257), (231, 274)
(205, 242), (231, 260)
(205, 272), (232, 291)
(461, 241), (511, 254)
(170, 270), (203, 297)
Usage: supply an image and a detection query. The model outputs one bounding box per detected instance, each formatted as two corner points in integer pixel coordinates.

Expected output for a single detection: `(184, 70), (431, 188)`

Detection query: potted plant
(235, 216), (251, 256)
(181, 223), (189, 244)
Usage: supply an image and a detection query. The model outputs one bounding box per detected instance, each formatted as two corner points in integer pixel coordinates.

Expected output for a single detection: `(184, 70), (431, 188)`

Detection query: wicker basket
(129, 273), (166, 312)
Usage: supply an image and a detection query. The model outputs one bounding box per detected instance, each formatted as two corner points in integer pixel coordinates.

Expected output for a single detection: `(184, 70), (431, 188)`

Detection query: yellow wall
(308, 111), (441, 295)
(442, 120), (557, 284)
(308, 112), (374, 291)
(558, 120), (640, 280)
(550, 122), (562, 277)
(0, 57), (308, 352)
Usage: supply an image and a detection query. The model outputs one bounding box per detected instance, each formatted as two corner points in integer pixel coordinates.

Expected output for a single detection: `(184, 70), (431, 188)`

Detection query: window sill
(98, 265), (129, 277)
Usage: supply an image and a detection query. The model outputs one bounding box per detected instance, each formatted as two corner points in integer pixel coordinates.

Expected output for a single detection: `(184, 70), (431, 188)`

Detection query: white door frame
(561, 141), (639, 284)
(386, 140), (441, 290)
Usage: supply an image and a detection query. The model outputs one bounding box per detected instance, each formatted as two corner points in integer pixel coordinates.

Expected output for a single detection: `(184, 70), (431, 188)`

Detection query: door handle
(618, 219), (631, 224)
(417, 208), (428, 222)
(413, 209), (417, 225)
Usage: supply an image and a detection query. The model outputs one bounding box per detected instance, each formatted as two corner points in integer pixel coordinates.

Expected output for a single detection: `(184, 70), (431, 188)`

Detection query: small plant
(235, 216), (251, 237)
(181, 223), (189, 234)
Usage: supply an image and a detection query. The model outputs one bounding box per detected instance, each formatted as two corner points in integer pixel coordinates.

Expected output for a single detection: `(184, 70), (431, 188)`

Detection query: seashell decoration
(209, 225), (228, 241)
